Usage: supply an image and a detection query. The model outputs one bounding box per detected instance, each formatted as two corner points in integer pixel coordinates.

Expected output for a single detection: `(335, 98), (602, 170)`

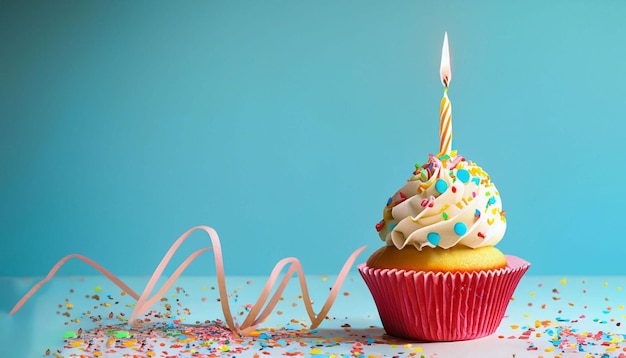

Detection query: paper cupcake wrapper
(358, 255), (530, 342)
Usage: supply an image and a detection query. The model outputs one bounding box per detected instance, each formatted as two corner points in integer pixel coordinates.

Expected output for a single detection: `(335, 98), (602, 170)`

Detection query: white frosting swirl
(375, 152), (506, 250)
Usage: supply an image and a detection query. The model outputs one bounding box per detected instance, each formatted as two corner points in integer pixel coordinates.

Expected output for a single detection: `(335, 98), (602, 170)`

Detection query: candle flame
(440, 32), (451, 87)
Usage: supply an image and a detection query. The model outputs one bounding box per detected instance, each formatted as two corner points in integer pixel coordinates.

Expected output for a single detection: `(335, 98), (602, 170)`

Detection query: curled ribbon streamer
(9, 225), (366, 335)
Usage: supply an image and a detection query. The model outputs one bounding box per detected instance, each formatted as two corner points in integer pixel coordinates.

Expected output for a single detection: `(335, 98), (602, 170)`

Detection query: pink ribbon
(9, 225), (366, 336)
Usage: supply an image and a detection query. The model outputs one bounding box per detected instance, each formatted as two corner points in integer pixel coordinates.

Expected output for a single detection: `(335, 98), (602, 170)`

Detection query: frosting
(375, 150), (506, 250)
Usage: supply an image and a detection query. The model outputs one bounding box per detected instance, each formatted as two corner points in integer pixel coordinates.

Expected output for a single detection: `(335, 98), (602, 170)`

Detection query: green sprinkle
(63, 331), (76, 339)
(442, 212), (449, 220)
(115, 330), (130, 339)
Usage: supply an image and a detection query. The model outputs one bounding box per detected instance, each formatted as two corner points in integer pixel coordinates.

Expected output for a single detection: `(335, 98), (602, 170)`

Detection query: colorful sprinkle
(453, 222), (467, 236)
(456, 169), (470, 183)
(427, 232), (441, 246)
(375, 220), (385, 232)
(435, 179), (448, 194)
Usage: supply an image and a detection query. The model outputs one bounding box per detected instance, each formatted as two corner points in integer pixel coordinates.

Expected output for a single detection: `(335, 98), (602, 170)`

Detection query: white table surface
(2, 274), (625, 357)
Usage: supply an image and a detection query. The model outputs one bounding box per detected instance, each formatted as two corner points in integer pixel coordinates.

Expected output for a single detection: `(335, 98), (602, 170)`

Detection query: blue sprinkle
(454, 222), (467, 236)
(472, 177), (480, 186)
(488, 196), (496, 205)
(474, 209), (480, 217)
(427, 232), (440, 246)
(387, 197), (392, 205)
(456, 169), (470, 183)
(435, 179), (448, 194)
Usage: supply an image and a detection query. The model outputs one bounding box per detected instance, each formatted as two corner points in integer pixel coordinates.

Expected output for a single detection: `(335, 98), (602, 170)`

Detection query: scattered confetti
(9, 275), (626, 356)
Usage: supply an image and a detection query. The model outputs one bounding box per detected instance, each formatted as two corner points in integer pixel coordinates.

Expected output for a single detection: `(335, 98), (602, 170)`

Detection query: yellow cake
(366, 245), (506, 272)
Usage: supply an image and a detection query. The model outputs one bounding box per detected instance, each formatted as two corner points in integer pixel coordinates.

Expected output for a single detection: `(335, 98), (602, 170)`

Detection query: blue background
(1, 1), (624, 277)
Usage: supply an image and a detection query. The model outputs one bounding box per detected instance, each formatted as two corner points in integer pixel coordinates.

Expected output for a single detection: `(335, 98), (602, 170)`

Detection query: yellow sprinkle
(94, 352), (103, 357)
(146, 352), (155, 357)
(310, 349), (323, 354)
(69, 340), (83, 347)
(606, 347), (617, 351)
(322, 276), (328, 282)
(523, 314), (530, 318)
(414, 347), (423, 352)
(560, 278), (567, 285)
(530, 291), (536, 297)
(94, 286), (102, 292)
(390, 345), (398, 348)
(404, 343), (413, 348)
(545, 346), (555, 352)
(65, 303), (73, 310)
(618, 287), (622, 291)
(510, 325), (520, 329)
(604, 281), (609, 287)
(619, 305), (624, 310)
(123, 339), (137, 347)
(219, 346), (230, 352)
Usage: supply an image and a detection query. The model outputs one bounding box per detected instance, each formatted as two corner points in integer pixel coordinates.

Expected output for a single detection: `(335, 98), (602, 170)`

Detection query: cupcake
(358, 34), (530, 342)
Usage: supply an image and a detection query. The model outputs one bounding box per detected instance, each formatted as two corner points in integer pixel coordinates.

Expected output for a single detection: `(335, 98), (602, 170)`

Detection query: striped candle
(439, 33), (452, 155)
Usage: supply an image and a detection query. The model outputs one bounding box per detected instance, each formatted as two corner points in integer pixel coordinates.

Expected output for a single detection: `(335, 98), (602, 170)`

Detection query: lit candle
(439, 32), (452, 155)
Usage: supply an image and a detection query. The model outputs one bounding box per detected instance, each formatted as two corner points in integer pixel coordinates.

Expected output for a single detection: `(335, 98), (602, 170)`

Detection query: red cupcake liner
(358, 255), (530, 341)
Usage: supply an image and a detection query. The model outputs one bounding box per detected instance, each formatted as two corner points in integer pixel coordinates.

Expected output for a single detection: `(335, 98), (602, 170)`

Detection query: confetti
(11, 271), (626, 357)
